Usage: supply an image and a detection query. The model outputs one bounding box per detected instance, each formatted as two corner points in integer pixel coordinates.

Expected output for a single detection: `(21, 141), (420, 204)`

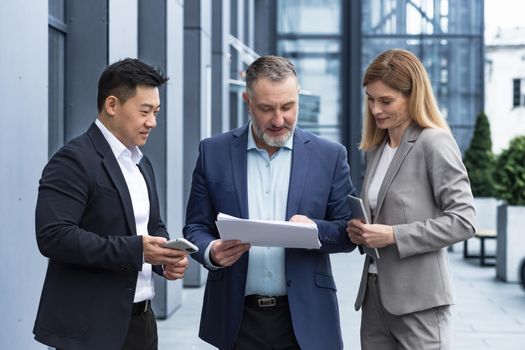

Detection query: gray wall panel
(65, 0), (109, 141)
(254, 0), (276, 55)
(0, 1), (49, 349)
(183, 0), (212, 287)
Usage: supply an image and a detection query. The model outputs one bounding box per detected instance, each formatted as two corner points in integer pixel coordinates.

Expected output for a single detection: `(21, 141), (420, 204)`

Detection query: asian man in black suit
(33, 58), (188, 350)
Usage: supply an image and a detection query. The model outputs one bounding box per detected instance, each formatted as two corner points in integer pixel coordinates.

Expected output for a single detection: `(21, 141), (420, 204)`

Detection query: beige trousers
(361, 274), (451, 350)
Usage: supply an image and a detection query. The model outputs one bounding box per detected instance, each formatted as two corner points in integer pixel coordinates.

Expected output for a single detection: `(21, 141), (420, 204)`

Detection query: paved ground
(158, 240), (525, 349)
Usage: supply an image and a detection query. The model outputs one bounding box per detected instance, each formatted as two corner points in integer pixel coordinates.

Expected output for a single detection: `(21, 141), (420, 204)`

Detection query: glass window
(362, 0), (484, 153)
(277, 0), (341, 35)
(277, 0), (342, 142)
(513, 78), (525, 108)
(278, 40), (341, 142)
(363, 0), (481, 35)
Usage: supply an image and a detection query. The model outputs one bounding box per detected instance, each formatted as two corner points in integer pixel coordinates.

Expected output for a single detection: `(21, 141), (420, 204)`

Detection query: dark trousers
(56, 303), (157, 350)
(122, 306), (158, 350)
(234, 298), (300, 350)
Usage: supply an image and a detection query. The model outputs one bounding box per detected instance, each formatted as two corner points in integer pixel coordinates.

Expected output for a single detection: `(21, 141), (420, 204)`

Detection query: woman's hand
(347, 219), (366, 245)
(347, 219), (396, 248)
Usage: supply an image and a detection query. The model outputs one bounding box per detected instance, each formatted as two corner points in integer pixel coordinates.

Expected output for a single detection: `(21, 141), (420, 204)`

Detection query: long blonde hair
(360, 49), (450, 150)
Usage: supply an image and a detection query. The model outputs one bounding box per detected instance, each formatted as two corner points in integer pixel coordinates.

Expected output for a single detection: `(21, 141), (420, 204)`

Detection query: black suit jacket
(33, 123), (168, 350)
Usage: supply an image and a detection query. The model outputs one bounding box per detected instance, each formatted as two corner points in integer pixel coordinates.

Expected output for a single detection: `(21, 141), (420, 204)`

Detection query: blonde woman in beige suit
(347, 49), (476, 350)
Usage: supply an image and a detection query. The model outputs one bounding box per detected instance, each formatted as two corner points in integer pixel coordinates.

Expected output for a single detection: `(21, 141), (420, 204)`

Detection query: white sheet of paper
(215, 213), (321, 249)
(348, 195), (380, 260)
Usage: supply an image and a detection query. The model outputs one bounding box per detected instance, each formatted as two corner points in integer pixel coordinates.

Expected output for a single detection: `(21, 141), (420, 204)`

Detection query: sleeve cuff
(204, 239), (222, 270)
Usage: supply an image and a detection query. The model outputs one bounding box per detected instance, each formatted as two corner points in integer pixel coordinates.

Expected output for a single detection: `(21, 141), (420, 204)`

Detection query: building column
(342, 0), (364, 191)
(109, 0), (138, 62)
(139, 0), (186, 318)
(183, 0), (212, 287)
(229, 0), (248, 128)
(212, 0), (231, 134)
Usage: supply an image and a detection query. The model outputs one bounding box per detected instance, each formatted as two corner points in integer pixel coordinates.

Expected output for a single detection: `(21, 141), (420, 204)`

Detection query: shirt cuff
(204, 239), (222, 270)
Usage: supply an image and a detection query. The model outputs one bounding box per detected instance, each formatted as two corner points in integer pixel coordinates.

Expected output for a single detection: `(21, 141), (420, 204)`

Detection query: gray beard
(262, 129), (292, 147)
(251, 118), (295, 147)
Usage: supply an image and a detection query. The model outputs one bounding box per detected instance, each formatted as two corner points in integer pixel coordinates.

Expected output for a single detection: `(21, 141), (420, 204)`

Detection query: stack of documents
(215, 213), (321, 249)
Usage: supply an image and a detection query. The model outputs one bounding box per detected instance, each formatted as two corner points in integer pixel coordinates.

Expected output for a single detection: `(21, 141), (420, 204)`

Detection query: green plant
(463, 112), (496, 197)
(494, 135), (525, 206)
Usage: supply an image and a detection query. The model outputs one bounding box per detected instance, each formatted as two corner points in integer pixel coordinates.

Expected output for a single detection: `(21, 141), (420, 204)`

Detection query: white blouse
(367, 142), (397, 273)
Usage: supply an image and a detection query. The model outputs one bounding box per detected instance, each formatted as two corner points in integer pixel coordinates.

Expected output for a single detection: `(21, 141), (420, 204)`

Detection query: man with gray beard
(183, 55), (356, 350)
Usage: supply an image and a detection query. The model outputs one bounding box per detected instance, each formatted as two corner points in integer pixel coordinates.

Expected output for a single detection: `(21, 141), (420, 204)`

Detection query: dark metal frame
(48, 1), (67, 156)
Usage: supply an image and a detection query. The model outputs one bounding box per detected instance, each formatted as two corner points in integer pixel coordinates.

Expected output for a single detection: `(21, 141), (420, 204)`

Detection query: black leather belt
(132, 300), (150, 314)
(244, 295), (288, 308)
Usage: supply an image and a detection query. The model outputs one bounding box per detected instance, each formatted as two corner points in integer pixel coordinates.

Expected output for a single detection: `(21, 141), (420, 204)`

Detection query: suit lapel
(374, 123), (422, 219)
(286, 129), (311, 220)
(88, 123), (137, 235)
(231, 125), (249, 219)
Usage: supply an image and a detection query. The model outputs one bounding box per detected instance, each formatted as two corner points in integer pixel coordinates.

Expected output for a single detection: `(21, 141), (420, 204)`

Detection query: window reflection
(277, 0), (342, 142)
(362, 0), (484, 152)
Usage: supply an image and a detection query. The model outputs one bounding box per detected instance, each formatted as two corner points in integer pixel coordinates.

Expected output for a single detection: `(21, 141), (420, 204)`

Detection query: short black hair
(97, 58), (168, 113)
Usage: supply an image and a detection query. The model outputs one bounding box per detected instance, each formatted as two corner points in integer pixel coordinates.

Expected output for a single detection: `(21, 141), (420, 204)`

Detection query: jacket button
(286, 280), (292, 287)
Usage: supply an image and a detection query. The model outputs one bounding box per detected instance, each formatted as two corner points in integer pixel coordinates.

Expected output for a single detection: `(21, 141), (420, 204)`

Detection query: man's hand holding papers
(215, 213), (321, 249)
(289, 214), (315, 225)
(209, 239), (250, 267)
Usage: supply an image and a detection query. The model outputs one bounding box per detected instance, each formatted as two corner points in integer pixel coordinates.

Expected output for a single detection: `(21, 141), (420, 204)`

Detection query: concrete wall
(0, 1), (49, 349)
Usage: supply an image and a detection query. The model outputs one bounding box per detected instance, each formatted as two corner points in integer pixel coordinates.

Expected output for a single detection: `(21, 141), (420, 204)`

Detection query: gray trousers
(361, 274), (451, 350)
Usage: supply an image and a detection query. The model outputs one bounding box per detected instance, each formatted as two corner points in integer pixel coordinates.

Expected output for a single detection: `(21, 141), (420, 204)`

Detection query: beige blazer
(354, 123), (476, 316)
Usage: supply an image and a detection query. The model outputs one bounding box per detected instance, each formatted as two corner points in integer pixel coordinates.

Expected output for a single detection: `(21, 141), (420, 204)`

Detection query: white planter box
(457, 197), (498, 254)
(496, 204), (525, 282)
(474, 197), (499, 230)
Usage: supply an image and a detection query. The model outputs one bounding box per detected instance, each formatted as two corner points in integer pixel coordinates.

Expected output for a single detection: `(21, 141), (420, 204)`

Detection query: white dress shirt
(95, 119), (154, 302)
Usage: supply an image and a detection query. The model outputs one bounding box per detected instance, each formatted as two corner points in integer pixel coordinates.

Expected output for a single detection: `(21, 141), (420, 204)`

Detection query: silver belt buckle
(257, 296), (276, 307)
(143, 300), (149, 312)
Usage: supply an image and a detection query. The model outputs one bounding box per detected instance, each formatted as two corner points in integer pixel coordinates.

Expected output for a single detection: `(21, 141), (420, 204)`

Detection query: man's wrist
(204, 240), (222, 270)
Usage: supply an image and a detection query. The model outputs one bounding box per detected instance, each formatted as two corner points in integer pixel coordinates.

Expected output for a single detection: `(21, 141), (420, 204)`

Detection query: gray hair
(245, 55), (297, 96)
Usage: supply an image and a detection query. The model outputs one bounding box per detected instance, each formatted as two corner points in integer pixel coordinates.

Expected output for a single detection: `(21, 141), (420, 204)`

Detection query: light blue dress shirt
(244, 123), (293, 296)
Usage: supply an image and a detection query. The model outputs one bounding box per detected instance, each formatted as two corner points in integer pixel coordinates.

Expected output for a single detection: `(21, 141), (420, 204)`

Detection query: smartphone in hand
(163, 238), (199, 254)
(348, 195), (380, 260)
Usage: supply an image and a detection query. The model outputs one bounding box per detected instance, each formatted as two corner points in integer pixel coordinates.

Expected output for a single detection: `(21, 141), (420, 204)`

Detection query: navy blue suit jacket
(33, 123), (168, 350)
(184, 125), (355, 350)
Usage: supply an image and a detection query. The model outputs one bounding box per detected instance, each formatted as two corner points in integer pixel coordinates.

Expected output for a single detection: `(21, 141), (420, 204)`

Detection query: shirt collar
(95, 119), (143, 164)
(246, 121), (294, 151)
